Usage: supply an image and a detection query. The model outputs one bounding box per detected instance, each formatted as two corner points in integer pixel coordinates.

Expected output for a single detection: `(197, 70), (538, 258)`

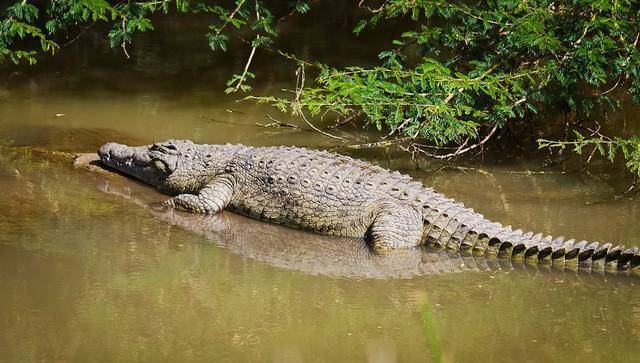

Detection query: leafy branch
(252, 0), (640, 172)
(1, 0), (309, 67)
(539, 131), (640, 177)
(3, 0), (640, 178)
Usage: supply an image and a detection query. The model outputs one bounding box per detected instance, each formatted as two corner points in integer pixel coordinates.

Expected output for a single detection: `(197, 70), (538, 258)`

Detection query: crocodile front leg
(369, 201), (423, 252)
(163, 176), (234, 214)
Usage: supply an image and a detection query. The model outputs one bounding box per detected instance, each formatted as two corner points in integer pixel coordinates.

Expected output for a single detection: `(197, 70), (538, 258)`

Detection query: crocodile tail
(420, 198), (640, 271)
(445, 221), (640, 271)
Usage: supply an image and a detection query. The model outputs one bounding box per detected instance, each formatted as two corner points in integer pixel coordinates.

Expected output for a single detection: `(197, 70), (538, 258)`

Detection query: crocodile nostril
(98, 143), (117, 160)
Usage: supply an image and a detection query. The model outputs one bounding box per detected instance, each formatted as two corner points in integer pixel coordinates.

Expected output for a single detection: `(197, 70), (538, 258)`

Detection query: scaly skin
(98, 139), (640, 270)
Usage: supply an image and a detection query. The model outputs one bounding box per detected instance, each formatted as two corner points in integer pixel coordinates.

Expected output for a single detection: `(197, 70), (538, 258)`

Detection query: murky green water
(1, 5), (640, 362)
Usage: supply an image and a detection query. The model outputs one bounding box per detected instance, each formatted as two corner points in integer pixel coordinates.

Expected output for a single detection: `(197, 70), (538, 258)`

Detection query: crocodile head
(98, 139), (217, 194)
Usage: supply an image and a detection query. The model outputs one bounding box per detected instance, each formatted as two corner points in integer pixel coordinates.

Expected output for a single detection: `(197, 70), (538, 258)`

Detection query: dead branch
(421, 122), (499, 159)
(294, 64), (346, 141)
(332, 111), (362, 128)
(348, 137), (413, 149)
(257, 115), (300, 129)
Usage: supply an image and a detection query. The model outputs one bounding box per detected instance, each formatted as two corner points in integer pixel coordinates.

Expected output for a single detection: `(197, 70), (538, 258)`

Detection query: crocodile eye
(151, 159), (170, 174)
(153, 160), (167, 173)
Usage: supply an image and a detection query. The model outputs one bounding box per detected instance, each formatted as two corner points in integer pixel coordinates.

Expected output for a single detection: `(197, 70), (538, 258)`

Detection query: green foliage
(254, 59), (543, 145)
(0, 0), (308, 63)
(2, 0), (640, 176)
(256, 0), (640, 176)
(539, 132), (640, 177)
(1, 1), (58, 64)
(306, 1), (639, 140)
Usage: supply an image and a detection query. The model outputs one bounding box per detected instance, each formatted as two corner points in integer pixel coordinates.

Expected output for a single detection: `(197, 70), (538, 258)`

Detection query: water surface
(1, 5), (640, 363)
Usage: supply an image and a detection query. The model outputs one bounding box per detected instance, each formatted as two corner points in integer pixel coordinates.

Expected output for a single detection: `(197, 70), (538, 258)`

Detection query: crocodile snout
(97, 142), (168, 187)
(98, 142), (125, 163)
(98, 143), (151, 165)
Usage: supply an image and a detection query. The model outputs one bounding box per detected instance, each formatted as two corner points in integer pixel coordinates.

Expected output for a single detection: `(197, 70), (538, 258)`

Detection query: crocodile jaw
(98, 142), (170, 187)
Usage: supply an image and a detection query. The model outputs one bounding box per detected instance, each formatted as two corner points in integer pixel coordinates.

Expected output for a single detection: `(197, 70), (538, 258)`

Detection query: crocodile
(97, 139), (640, 270)
(88, 164), (635, 280)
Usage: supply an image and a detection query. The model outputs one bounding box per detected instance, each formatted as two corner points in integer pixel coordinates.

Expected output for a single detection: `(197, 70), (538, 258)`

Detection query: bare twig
(332, 111), (362, 128)
(585, 145), (598, 165)
(443, 165), (569, 175)
(348, 137), (413, 149)
(277, 0), (313, 24)
(599, 76), (622, 96)
(216, 0), (247, 36)
(200, 116), (257, 127)
(62, 23), (96, 47)
(559, 16), (592, 63)
(294, 64), (346, 141)
(121, 18), (130, 59)
(383, 117), (413, 139)
(423, 122), (500, 159)
(234, 44), (257, 92)
(232, 1), (261, 92)
(614, 182), (639, 199)
(257, 115), (300, 129)
(357, 0), (390, 13)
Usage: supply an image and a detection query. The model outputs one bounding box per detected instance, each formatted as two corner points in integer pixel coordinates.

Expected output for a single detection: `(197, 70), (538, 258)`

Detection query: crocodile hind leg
(163, 176), (234, 214)
(369, 202), (423, 252)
